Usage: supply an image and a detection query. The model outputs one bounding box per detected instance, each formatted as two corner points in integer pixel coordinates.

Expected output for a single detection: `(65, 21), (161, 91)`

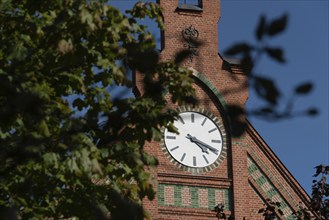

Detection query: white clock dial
(164, 111), (223, 169)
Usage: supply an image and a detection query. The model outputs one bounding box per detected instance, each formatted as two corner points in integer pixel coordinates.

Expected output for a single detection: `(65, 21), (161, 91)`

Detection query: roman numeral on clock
(166, 136), (176, 140)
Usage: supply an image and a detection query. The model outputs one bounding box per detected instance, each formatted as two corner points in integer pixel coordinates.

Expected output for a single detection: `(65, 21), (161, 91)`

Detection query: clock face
(163, 110), (225, 171)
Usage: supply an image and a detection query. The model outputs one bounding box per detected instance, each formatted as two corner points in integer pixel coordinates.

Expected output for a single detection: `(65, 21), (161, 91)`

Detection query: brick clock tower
(134, 0), (311, 219)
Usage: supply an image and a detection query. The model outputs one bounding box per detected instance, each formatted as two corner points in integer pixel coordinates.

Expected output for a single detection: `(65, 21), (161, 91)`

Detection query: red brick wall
(137, 0), (311, 219)
(158, 0), (248, 107)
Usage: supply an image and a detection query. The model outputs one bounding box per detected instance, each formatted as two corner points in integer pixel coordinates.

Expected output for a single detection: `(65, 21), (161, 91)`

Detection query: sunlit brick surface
(139, 1), (313, 219)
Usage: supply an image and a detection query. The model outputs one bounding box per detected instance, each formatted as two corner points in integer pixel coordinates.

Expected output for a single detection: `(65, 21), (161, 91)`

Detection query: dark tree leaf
(268, 205), (275, 212)
(311, 164), (329, 219)
(216, 213), (226, 219)
(241, 53), (253, 74)
(258, 208), (265, 213)
(227, 105), (246, 137)
(72, 98), (85, 111)
(255, 15), (267, 41)
(314, 165), (325, 177)
(260, 107), (274, 114)
(278, 209), (284, 215)
(224, 43), (253, 56)
(174, 49), (192, 64)
(265, 47), (285, 63)
(127, 45), (159, 73)
(109, 190), (144, 220)
(307, 108), (318, 116)
(254, 76), (280, 105)
(268, 14), (288, 36)
(295, 83), (313, 95)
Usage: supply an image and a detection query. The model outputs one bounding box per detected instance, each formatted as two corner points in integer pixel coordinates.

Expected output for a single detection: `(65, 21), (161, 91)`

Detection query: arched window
(178, 0), (203, 11)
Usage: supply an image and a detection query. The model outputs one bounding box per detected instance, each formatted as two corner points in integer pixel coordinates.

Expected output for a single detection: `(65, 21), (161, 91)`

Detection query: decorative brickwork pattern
(191, 69), (227, 109)
(181, 186), (192, 207)
(247, 157), (295, 220)
(198, 188), (209, 208)
(164, 185), (175, 205)
(139, 1), (312, 219)
(158, 184), (232, 211)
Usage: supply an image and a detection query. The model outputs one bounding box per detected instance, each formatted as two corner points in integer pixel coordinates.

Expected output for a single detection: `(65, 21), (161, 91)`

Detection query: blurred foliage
(294, 202), (313, 220)
(213, 203), (227, 219)
(224, 14), (318, 134)
(0, 1), (324, 219)
(258, 199), (283, 220)
(257, 165), (329, 220)
(291, 165), (329, 220)
(310, 165), (329, 219)
(0, 0), (195, 219)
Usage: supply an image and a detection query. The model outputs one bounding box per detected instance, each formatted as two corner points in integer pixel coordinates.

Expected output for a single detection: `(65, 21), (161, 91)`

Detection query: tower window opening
(178, 0), (203, 11)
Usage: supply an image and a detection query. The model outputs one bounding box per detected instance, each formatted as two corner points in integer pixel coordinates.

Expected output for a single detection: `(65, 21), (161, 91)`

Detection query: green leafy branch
(224, 14), (318, 122)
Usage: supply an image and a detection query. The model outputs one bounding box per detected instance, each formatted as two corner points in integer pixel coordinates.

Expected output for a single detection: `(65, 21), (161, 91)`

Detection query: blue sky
(218, 0), (328, 194)
(112, 0), (329, 194)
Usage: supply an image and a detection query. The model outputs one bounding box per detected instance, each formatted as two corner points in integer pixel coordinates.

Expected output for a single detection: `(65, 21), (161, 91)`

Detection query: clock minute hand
(186, 134), (218, 154)
(194, 142), (210, 154)
(186, 134), (209, 154)
(193, 137), (219, 155)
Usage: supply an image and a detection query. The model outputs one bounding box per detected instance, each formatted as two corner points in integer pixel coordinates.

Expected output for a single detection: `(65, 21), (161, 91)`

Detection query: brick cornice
(158, 172), (232, 188)
(158, 206), (231, 218)
(245, 120), (311, 205)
